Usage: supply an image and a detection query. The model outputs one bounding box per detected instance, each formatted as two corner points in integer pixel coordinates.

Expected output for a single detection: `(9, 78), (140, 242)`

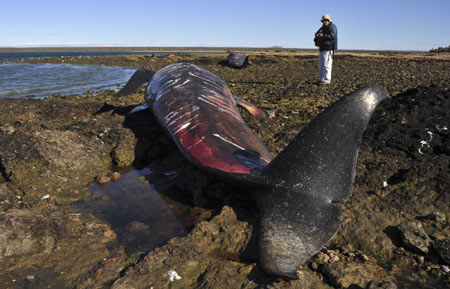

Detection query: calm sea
(0, 51), (220, 98)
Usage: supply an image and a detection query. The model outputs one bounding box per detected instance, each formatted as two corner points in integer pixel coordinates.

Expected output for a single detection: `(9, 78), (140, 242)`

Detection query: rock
(110, 130), (136, 167)
(310, 262), (319, 271)
(321, 261), (386, 289)
(0, 124), (15, 135)
(96, 174), (111, 185)
(366, 280), (397, 289)
(75, 249), (128, 289)
(357, 252), (370, 262)
(433, 239), (450, 264)
(426, 212), (447, 224)
(394, 223), (431, 254)
(315, 252), (330, 264)
(110, 206), (255, 289)
(0, 207), (116, 285)
(414, 255), (425, 265)
(0, 52), (449, 288)
(0, 99), (118, 204)
(110, 171), (121, 182)
(267, 268), (334, 289)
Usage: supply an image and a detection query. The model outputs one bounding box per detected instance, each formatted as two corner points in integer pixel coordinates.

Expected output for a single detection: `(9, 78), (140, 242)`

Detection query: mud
(0, 52), (449, 288)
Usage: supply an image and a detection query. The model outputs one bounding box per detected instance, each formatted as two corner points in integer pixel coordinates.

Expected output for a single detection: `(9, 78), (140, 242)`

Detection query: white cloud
(198, 41), (221, 47)
(2, 41), (121, 47)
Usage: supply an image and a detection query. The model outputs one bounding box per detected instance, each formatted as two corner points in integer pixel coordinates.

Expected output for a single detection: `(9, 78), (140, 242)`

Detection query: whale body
(115, 63), (387, 278)
(225, 52), (251, 68)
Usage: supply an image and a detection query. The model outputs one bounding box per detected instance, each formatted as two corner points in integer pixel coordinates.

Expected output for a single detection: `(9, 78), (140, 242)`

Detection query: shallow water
(73, 168), (194, 255)
(0, 63), (135, 98)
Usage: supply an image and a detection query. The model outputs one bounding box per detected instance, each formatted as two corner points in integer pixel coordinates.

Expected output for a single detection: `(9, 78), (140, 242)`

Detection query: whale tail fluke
(257, 188), (342, 278)
(114, 69), (155, 98)
(257, 86), (388, 278)
(262, 86), (388, 202)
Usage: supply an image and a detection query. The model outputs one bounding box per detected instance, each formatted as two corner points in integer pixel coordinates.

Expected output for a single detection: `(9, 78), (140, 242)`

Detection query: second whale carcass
(115, 62), (387, 278)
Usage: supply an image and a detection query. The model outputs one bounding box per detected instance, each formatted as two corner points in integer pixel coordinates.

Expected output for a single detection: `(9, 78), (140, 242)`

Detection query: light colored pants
(318, 50), (334, 83)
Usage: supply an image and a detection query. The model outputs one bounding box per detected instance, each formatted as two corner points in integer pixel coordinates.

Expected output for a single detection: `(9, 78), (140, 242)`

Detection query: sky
(2, 0), (449, 51)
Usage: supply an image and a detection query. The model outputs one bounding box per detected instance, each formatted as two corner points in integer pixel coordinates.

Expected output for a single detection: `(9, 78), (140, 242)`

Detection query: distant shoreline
(0, 46), (316, 55)
(0, 46), (426, 53)
(1, 47), (449, 61)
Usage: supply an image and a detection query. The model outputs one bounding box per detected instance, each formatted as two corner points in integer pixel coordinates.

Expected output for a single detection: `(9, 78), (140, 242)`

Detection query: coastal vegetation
(430, 45), (450, 53)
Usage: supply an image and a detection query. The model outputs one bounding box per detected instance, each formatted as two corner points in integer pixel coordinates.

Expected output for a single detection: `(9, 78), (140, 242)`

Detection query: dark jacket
(314, 22), (338, 51)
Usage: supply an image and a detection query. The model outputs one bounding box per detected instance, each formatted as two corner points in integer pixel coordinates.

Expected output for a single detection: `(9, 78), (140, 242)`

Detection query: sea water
(73, 168), (190, 255)
(0, 50), (222, 99)
(0, 62), (136, 98)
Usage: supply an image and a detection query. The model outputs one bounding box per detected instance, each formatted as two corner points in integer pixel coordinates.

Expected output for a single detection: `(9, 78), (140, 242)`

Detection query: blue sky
(2, 0), (449, 51)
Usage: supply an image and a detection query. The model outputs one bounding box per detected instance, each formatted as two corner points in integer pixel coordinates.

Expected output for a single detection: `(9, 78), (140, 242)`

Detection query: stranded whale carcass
(223, 52), (251, 68)
(115, 63), (387, 278)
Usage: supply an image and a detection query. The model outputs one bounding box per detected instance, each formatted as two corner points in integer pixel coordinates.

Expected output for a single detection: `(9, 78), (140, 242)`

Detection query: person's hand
(317, 33), (323, 37)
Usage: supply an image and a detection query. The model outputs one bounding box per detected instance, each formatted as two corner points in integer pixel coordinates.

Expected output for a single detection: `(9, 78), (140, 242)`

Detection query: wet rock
(394, 223), (431, 254)
(96, 171), (121, 184)
(321, 261), (386, 289)
(110, 171), (121, 182)
(110, 206), (255, 289)
(96, 174), (112, 184)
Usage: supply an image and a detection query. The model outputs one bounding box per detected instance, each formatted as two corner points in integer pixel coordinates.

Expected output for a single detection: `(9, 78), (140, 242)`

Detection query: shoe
(319, 81), (330, 85)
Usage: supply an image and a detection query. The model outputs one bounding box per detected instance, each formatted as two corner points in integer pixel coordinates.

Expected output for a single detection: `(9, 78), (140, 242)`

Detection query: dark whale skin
(115, 63), (388, 278)
(146, 63), (272, 175)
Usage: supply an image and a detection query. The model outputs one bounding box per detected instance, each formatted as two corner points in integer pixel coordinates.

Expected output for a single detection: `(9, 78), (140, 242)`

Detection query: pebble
(340, 247), (349, 255)
(110, 172), (121, 182)
(0, 124), (15, 135)
(168, 270), (182, 281)
(357, 252), (369, 262)
(442, 265), (450, 273)
(96, 175), (111, 185)
(414, 255), (425, 265)
(330, 255), (340, 263)
(316, 252), (330, 264)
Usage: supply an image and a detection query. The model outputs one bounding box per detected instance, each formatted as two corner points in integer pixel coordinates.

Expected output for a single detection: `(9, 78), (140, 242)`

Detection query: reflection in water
(74, 168), (188, 255)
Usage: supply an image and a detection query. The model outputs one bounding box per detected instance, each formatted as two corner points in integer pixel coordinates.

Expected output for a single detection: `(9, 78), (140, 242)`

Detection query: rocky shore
(0, 51), (449, 288)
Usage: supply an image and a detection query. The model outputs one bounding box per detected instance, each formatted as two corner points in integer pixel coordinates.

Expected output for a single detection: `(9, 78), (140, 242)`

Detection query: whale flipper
(233, 95), (261, 117)
(114, 69), (156, 98)
(258, 86), (388, 278)
(129, 103), (150, 114)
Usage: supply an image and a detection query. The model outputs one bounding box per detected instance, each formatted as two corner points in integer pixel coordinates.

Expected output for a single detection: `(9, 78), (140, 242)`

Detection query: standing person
(314, 14), (338, 85)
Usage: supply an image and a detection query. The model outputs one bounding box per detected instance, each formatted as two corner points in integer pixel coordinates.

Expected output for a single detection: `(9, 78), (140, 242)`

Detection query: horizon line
(0, 45), (428, 53)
